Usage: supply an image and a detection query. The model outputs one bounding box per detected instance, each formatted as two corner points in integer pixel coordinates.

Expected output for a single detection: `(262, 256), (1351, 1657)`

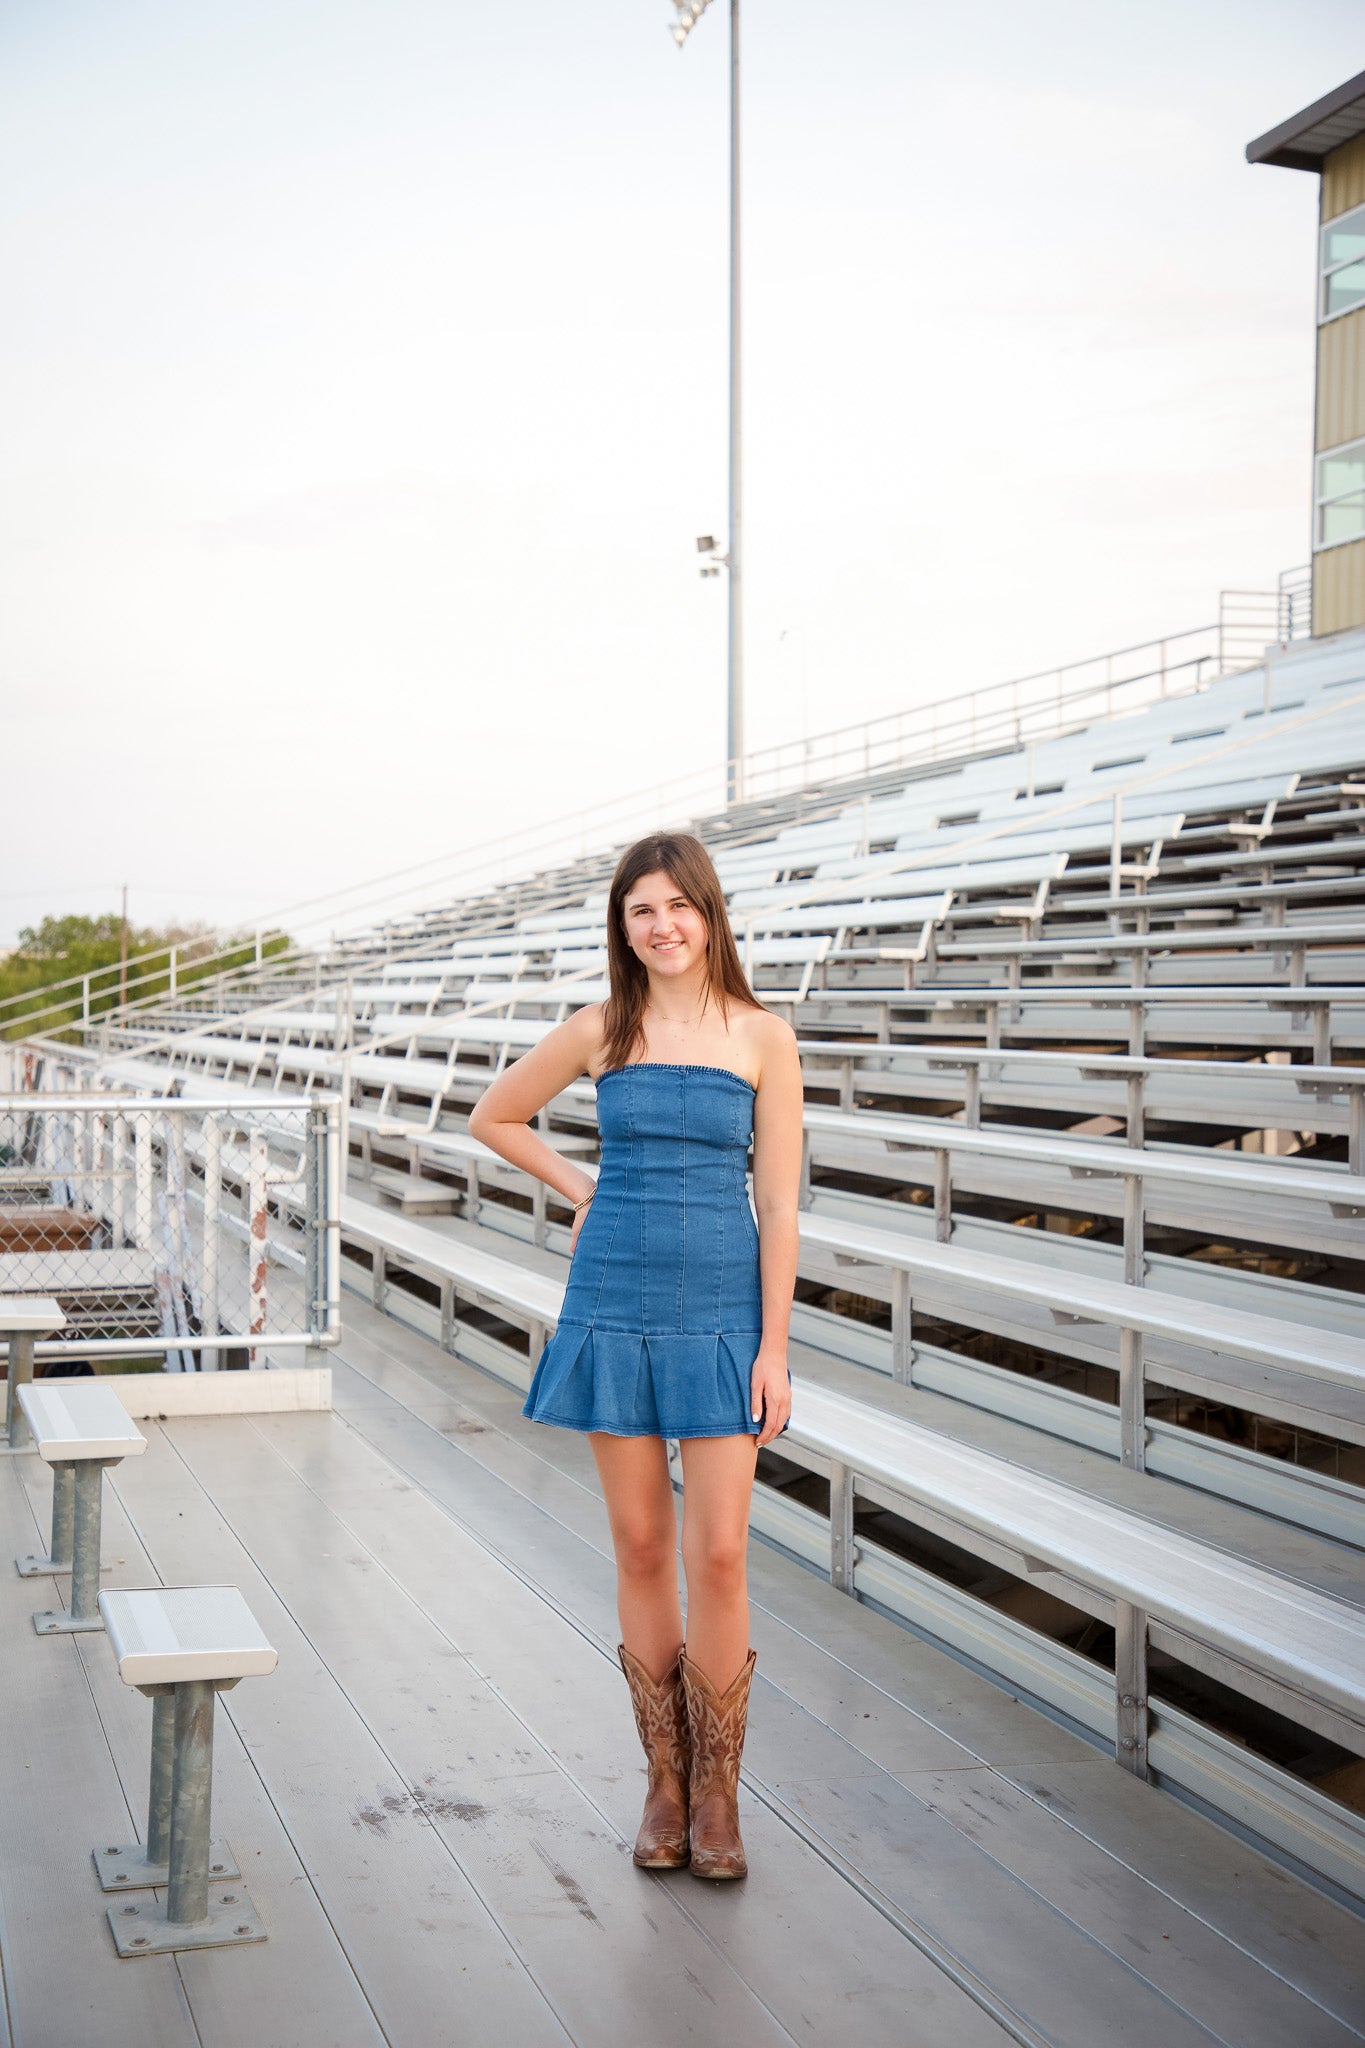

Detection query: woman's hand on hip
(750, 1349), (791, 1448)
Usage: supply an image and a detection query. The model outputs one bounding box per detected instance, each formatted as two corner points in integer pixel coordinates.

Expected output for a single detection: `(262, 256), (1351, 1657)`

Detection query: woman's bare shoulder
(748, 1004), (799, 1071)
(561, 1001), (610, 1073)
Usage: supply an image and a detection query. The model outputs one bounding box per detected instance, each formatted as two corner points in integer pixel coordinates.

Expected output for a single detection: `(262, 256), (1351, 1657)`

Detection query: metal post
(1122, 1172), (1144, 1287)
(1109, 792), (1123, 901)
(246, 1130), (269, 1366)
(1115, 1601), (1150, 1778)
(1312, 999), (1331, 1068)
(963, 1064), (981, 1128)
(891, 1269), (912, 1385)
(933, 1149), (952, 1242)
(1350, 1086), (1363, 1178)
(829, 1459), (854, 1593)
(147, 1691), (176, 1867)
(201, 1115), (221, 1360)
(167, 1681), (215, 1927)
(5, 1330), (35, 1448)
(69, 1463), (104, 1623)
(798, 1129), (812, 1209)
(134, 1116), (153, 1250)
(50, 1463), (74, 1567)
(1118, 1327), (1145, 1471)
(725, 0), (743, 802)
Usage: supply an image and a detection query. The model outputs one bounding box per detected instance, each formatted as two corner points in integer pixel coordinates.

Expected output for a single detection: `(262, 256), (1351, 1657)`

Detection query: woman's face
(621, 868), (709, 981)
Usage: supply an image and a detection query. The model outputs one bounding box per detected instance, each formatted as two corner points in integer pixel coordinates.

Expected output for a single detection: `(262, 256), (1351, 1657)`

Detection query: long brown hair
(601, 832), (762, 1073)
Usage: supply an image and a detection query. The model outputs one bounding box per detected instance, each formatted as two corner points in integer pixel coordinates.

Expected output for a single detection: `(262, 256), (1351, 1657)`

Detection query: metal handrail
(5, 583), (1304, 1043)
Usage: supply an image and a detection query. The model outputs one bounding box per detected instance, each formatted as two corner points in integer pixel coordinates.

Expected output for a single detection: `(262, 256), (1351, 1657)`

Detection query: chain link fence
(0, 1094), (339, 1369)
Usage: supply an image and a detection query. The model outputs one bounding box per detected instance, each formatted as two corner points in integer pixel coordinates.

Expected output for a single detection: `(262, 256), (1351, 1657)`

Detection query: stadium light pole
(672, 0), (744, 805)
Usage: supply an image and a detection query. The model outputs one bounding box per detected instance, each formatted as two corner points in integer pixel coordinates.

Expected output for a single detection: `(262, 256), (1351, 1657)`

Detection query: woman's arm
(467, 1006), (602, 1214)
(749, 1014), (803, 1448)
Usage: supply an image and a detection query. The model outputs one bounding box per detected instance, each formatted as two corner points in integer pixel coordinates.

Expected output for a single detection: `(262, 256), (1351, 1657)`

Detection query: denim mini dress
(522, 1063), (768, 1439)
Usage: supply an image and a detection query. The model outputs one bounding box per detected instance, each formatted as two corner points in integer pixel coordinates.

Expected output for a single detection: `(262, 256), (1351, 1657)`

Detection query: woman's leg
(590, 1432), (683, 1680)
(678, 1435), (759, 1690)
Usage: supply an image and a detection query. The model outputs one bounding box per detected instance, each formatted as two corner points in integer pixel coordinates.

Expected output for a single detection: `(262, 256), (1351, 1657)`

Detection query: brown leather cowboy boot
(618, 1644), (690, 1868)
(679, 1647), (756, 1880)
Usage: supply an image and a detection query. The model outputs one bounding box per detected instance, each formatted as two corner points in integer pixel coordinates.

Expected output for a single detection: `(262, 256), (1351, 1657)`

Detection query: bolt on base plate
(32, 1608), (104, 1634)
(94, 1839), (239, 1893)
(108, 1887), (265, 1957)
(16, 1553), (111, 1580)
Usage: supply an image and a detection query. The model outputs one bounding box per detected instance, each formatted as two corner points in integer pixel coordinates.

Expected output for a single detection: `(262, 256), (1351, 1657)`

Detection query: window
(1320, 201), (1365, 322)
(1315, 436), (1365, 549)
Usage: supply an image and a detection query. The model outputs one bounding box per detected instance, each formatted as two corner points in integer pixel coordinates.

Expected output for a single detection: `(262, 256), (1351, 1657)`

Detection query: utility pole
(673, 0), (744, 804)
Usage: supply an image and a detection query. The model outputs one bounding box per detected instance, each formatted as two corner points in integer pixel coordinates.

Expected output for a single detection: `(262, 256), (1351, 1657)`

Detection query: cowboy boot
(680, 1647), (756, 1880)
(618, 1643), (690, 1869)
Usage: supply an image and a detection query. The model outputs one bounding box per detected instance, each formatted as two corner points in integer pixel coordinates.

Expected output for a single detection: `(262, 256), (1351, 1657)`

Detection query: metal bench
(787, 1380), (1365, 1782)
(332, 1194), (1365, 1796)
(800, 1102), (1365, 1264)
(1, 1294), (67, 1452)
(369, 1166), (459, 1216)
(15, 1381), (146, 1632)
(98, 1585), (276, 1955)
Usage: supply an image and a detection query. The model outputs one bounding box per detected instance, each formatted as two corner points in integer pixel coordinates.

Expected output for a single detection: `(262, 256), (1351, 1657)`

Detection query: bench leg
(2, 1332), (36, 1452)
(169, 1681), (215, 1925)
(829, 1460), (856, 1595)
(95, 1688), (239, 1893)
(108, 1681), (264, 1954)
(16, 1463), (99, 1578)
(890, 1271), (912, 1386)
(1114, 1601), (1150, 1779)
(33, 1462), (113, 1634)
(1118, 1329), (1146, 1473)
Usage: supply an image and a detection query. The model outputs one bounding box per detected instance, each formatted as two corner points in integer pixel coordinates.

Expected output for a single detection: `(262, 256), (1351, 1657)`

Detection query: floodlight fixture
(669, 0), (715, 46)
(696, 535), (716, 553)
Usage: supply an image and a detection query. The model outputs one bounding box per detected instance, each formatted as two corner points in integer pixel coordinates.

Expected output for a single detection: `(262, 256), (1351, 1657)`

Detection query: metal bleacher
(13, 623), (1365, 2039)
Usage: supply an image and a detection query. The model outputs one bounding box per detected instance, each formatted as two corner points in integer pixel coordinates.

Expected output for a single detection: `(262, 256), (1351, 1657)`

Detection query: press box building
(1250, 69), (1365, 638)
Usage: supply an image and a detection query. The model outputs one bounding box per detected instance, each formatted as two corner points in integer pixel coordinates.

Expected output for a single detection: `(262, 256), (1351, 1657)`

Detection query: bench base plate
(109, 1886), (265, 1956)
(32, 1608), (103, 1634)
(94, 1838), (239, 1893)
(16, 1553), (111, 1580)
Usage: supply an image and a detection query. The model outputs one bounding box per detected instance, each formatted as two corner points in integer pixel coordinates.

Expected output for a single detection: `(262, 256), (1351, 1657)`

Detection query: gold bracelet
(570, 1192), (594, 1212)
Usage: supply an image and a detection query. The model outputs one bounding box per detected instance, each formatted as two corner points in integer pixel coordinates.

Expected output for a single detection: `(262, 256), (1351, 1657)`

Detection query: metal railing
(0, 1094), (340, 1367)
(2, 575), (1314, 1047)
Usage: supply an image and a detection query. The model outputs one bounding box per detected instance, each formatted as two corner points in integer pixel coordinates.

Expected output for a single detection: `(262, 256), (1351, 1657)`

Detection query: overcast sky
(2, 0), (1360, 948)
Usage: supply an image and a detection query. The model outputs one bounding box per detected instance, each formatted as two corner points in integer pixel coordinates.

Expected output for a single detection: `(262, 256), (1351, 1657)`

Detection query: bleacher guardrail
(0, 1094), (340, 1369)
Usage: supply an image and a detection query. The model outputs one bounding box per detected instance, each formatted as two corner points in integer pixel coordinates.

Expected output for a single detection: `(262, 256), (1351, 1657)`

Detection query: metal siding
(1312, 534), (1365, 634)
(1321, 132), (1365, 219)
(1315, 305), (1365, 449)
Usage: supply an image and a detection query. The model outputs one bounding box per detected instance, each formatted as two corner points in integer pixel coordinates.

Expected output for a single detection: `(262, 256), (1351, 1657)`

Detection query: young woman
(468, 831), (801, 1880)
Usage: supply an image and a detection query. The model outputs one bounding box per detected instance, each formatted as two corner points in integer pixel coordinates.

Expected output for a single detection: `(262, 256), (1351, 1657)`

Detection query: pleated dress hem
(523, 1322), (773, 1440)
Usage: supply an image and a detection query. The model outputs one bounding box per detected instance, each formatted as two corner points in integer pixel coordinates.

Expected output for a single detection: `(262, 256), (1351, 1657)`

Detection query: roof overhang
(1247, 69), (1365, 172)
